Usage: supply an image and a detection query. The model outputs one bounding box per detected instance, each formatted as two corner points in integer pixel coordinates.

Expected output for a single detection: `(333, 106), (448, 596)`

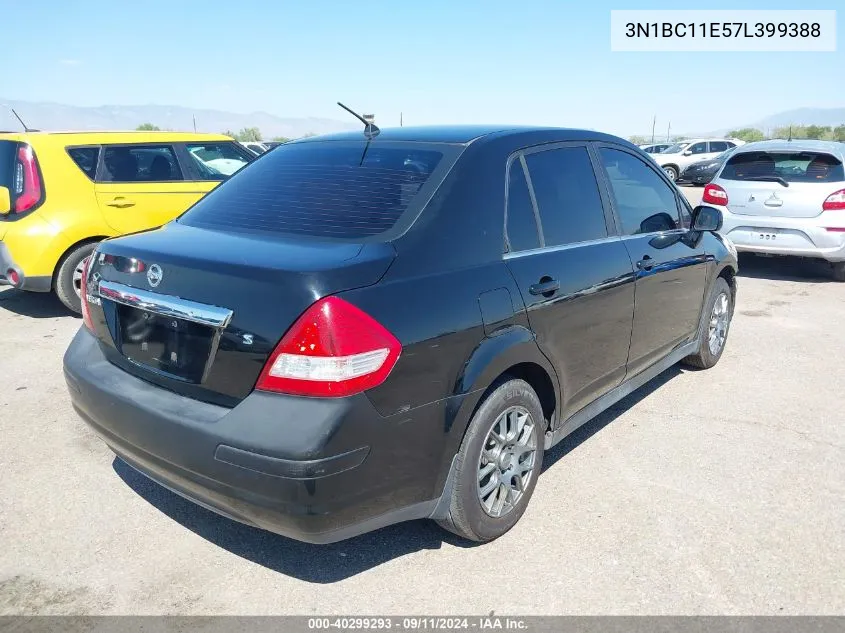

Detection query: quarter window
(506, 159), (540, 252)
(523, 147), (607, 247)
(100, 145), (182, 182)
(599, 148), (681, 235)
(67, 147), (100, 180)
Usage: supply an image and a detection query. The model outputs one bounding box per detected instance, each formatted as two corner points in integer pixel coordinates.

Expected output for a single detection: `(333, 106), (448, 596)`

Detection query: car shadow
(0, 287), (76, 318)
(542, 365), (682, 471)
(737, 253), (834, 283)
(113, 364), (685, 583)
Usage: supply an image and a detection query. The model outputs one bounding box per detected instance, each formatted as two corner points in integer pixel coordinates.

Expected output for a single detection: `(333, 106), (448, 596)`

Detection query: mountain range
(0, 99), (358, 139)
(2, 99), (843, 140)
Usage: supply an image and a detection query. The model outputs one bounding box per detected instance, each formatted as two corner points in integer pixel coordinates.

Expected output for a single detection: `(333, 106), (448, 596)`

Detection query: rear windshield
(722, 151), (845, 184)
(180, 141), (456, 239)
(0, 141), (16, 189)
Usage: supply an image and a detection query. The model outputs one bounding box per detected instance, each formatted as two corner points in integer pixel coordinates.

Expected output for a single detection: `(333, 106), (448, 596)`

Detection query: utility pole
(192, 115), (197, 132)
(400, 112), (403, 127)
(667, 121), (671, 142)
(651, 115), (656, 144)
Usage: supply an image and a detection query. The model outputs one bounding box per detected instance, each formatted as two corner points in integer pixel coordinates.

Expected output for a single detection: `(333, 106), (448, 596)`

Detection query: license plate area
(116, 304), (214, 383)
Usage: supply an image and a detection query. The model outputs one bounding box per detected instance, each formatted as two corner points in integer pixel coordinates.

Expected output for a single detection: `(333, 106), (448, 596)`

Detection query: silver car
(705, 140), (845, 281)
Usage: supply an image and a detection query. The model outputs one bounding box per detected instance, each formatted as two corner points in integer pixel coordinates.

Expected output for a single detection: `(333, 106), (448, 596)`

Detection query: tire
(54, 242), (98, 314)
(831, 262), (845, 282)
(683, 277), (733, 369)
(663, 165), (679, 182)
(436, 378), (545, 542)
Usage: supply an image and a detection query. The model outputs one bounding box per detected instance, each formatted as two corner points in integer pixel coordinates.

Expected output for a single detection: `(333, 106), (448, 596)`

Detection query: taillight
(703, 183), (729, 206)
(256, 296), (401, 398)
(13, 144), (44, 214)
(80, 256), (94, 330)
(822, 189), (845, 211)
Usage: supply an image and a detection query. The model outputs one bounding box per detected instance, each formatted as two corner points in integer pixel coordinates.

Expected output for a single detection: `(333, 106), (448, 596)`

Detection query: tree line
(135, 123), (311, 142)
(630, 124), (845, 145)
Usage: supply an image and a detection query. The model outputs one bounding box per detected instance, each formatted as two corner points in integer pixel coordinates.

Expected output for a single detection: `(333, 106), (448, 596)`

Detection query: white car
(655, 138), (745, 182)
(240, 141), (269, 155)
(705, 139), (845, 281)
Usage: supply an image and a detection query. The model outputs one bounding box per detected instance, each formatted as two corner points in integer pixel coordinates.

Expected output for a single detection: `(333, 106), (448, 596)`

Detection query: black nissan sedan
(64, 125), (738, 544)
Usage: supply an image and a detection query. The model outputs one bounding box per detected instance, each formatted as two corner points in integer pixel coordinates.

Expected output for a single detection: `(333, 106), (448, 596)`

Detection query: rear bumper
(0, 241), (51, 291)
(63, 328), (453, 544)
(720, 210), (845, 262)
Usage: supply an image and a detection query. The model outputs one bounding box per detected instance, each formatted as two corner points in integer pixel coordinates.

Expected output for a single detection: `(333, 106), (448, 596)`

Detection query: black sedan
(64, 125), (737, 544)
(680, 147), (736, 185)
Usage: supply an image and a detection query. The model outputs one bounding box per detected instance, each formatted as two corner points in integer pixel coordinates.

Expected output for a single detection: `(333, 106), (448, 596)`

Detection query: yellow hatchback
(0, 131), (254, 312)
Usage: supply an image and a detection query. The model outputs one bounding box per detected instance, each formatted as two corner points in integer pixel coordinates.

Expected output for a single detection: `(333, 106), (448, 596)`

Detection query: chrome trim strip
(97, 280), (233, 329)
(503, 236), (623, 260)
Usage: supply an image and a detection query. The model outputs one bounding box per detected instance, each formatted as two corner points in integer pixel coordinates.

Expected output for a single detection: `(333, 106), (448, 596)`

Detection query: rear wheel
(832, 262), (845, 282)
(663, 165), (679, 182)
(437, 378), (545, 542)
(55, 242), (98, 314)
(683, 277), (733, 369)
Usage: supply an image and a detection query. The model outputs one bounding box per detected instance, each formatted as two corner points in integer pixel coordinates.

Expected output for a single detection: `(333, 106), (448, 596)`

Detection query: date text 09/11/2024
(307, 617), (528, 630)
(625, 22), (822, 39)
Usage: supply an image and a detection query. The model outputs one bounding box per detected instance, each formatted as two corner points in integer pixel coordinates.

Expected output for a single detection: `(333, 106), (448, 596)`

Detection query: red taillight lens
(703, 183), (729, 206)
(13, 145), (44, 214)
(80, 256), (94, 330)
(822, 189), (845, 211)
(256, 296), (401, 398)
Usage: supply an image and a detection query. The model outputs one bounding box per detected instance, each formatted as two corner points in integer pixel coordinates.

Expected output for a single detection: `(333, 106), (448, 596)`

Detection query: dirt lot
(1, 186), (843, 615)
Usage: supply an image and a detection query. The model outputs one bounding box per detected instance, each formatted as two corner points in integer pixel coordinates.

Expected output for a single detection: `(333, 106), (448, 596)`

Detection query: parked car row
(651, 138), (745, 182)
(0, 131), (255, 312)
(61, 125), (739, 544)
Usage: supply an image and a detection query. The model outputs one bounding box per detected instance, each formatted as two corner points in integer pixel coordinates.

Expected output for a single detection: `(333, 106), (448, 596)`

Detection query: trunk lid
(721, 180), (834, 219)
(87, 222), (396, 406)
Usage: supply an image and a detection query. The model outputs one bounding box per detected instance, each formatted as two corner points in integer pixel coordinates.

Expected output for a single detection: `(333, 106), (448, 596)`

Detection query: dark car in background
(63, 126), (737, 544)
(680, 147), (738, 185)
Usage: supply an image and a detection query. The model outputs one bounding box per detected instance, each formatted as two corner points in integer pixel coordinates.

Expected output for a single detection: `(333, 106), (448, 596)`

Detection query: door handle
(636, 255), (655, 270)
(529, 278), (560, 296)
(107, 197), (135, 208)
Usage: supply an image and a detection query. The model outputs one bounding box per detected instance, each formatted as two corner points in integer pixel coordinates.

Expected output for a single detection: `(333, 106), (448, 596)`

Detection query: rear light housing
(703, 183), (729, 206)
(256, 296), (401, 398)
(80, 256), (94, 331)
(822, 189), (845, 211)
(10, 144), (45, 215)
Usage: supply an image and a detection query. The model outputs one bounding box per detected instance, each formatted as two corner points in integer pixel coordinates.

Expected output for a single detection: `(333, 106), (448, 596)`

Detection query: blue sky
(4, 0), (844, 136)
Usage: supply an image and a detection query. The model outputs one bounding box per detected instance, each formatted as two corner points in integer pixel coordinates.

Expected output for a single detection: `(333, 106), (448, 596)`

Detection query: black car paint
(64, 125), (737, 543)
(680, 156), (727, 185)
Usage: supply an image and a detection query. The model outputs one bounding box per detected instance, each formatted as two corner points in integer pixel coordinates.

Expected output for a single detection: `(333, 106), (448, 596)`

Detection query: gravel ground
(1, 185), (843, 614)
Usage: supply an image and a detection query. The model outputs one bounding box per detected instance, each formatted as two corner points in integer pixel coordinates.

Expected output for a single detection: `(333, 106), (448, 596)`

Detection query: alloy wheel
(708, 291), (730, 355)
(476, 405), (537, 518)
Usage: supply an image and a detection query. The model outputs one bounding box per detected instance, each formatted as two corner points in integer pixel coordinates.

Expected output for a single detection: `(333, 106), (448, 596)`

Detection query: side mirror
(0, 186), (10, 214)
(692, 205), (723, 232)
(683, 150), (693, 156)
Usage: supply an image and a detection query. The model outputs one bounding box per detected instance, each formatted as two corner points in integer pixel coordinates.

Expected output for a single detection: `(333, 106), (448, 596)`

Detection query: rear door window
(709, 141), (729, 153)
(721, 151), (845, 184)
(180, 141), (455, 239)
(67, 147), (100, 180)
(523, 146), (607, 247)
(185, 142), (252, 179)
(99, 145), (183, 182)
(506, 158), (540, 252)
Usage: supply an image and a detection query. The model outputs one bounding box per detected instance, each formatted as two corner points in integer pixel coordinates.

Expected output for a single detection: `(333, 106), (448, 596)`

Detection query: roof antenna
(4, 106), (36, 132)
(337, 102), (380, 140)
